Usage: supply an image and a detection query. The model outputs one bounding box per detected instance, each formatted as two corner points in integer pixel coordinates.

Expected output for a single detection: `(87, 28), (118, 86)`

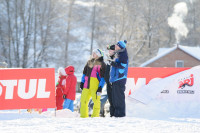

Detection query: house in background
(140, 45), (200, 67)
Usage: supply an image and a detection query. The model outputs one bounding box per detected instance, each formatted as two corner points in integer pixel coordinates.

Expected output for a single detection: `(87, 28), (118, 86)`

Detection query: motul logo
(0, 68), (55, 110)
(0, 79), (50, 99)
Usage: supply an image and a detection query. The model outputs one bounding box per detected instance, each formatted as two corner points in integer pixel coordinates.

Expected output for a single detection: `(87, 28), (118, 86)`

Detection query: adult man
(109, 40), (128, 117)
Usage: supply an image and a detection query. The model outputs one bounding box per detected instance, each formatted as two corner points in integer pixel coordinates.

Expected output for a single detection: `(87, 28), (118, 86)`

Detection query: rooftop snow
(140, 45), (200, 67)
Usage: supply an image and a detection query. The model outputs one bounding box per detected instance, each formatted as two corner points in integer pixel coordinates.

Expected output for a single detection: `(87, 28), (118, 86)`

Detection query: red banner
(0, 68), (55, 110)
(127, 67), (190, 95)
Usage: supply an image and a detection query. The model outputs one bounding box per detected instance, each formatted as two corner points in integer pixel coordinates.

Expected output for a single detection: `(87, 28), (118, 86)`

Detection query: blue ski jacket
(110, 48), (128, 83)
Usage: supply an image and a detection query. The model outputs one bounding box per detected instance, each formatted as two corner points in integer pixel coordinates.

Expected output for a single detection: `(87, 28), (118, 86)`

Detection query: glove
(96, 87), (102, 96)
(110, 61), (115, 66)
(63, 94), (67, 99)
(80, 82), (84, 90)
(56, 82), (58, 86)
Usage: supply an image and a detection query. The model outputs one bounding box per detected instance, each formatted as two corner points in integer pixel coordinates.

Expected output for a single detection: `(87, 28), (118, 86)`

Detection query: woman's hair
(98, 56), (104, 61)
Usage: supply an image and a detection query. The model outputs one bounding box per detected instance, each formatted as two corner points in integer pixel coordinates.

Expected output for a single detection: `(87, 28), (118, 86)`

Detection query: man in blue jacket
(109, 40), (128, 117)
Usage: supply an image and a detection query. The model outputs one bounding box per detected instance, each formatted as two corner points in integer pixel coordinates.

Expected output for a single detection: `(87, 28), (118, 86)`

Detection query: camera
(107, 44), (115, 50)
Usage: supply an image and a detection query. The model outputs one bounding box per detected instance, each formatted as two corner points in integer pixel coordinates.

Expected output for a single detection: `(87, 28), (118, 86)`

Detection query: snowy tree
(0, 0), (199, 70)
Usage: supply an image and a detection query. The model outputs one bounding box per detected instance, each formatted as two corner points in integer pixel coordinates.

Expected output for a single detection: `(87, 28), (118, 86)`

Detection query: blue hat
(117, 40), (127, 49)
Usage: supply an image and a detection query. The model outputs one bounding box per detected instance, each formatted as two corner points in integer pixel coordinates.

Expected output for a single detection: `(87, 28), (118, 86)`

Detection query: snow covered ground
(1, 97), (200, 133)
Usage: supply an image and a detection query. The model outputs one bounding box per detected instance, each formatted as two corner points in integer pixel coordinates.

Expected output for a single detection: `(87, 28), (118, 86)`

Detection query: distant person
(63, 66), (77, 112)
(56, 67), (66, 110)
(80, 49), (106, 118)
(35, 108), (48, 114)
(105, 44), (116, 117)
(109, 40), (128, 117)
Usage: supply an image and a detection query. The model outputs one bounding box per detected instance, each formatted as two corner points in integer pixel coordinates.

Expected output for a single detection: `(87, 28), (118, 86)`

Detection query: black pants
(105, 64), (114, 117)
(112, 79), (126, 117)
(107, 82), (114, 117)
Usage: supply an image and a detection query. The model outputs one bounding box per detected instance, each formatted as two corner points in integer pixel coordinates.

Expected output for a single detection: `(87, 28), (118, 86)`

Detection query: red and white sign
(0, 68), (55, 110)
(126, 67), (189, 96)
(126, 66), (200, 104)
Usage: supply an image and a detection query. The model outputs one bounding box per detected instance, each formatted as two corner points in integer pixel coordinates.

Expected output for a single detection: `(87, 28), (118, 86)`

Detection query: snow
(140, 45), (200, 67)
(1, 97), (200, 133)
(179, 45), (200, 60)
(75, 0), (104, 7)
(1, 67), (200, 132)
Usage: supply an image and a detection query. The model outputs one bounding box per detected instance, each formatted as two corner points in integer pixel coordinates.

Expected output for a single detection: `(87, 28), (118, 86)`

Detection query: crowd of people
(56, 40), (129, 118)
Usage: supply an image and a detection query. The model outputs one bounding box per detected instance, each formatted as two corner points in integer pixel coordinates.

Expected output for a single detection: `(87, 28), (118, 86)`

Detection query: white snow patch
(42, 109), (80, 118)
(1, 101), (200, 133)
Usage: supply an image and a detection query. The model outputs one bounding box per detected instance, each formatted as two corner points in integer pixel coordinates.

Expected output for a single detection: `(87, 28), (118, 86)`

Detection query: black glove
(110, 61), (115, 66)
(80, 82), (84, 90)
(63, 94), (67, 99)
(96, 86), (102, 96)
(97, 86), (102, 92)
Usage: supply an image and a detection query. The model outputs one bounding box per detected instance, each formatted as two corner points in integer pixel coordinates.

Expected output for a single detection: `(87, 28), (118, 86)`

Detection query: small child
(63, 66), (77, 112)
(56, 67), (67, 110)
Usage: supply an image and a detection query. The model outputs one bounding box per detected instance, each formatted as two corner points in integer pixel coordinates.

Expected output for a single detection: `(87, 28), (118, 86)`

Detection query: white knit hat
(93, 49), (104, 57)
(58, 67), (67, 76)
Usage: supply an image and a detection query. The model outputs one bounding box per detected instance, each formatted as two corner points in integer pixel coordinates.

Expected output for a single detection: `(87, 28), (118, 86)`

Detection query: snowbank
(126, 97), (200, 119)
(1, 105), (200, 133)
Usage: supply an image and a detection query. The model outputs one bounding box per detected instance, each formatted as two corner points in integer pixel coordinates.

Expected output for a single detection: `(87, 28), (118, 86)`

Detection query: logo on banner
(0, 79), (50, 99)
(161, 90), (169, 93)
(177, 74), (194, 94)
(0, 68), (55, 110)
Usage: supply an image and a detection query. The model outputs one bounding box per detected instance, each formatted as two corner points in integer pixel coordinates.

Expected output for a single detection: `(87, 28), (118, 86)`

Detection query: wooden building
(140, 45), (200, 67)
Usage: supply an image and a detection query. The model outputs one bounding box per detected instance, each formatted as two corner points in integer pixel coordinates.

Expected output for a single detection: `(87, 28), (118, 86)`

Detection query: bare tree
(33, 0), (38, 68)
(5, 0), (12, 67)
(1, 0), (200, 69)
(14, 0), (20, 67)
(21, 0), (33, 68)
(64, 0), (76, 66)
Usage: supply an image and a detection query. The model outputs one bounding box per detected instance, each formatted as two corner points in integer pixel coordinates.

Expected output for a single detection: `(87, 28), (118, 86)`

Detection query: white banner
(129, 66), (200, 104)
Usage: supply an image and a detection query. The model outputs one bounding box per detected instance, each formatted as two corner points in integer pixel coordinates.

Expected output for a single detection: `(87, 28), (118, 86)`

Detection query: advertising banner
(126, 67), (189, 95)
(0, 68), (55, 110)
(127, 66), (200, 104)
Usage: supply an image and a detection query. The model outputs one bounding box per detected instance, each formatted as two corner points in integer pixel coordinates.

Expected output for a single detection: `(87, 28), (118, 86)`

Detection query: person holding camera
(109, 40), (128, 117)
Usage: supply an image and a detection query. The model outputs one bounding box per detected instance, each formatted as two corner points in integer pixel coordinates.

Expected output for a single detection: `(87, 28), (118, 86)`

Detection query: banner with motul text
(0, 68), (55, 110)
